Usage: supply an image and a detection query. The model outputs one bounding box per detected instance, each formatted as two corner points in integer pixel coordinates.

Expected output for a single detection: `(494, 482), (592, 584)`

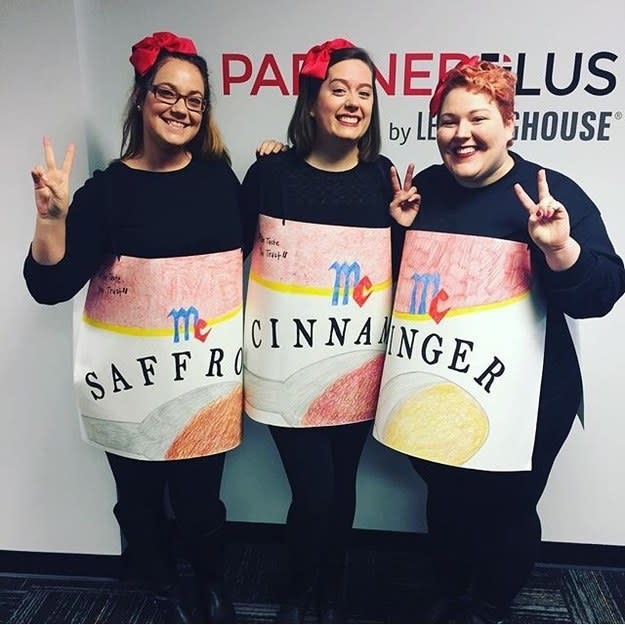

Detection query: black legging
(106, 452), (227, 587)
(410, 373), (582, 617)
(269, 420), (371, 597)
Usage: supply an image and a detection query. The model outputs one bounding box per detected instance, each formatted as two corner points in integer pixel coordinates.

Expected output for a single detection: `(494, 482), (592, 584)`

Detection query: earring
(136, 104), (142, 111)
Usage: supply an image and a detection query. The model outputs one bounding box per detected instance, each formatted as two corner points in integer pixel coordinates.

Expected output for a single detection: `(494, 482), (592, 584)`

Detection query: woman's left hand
(514, 169), (580, 270)
(389, 164), (421, 227)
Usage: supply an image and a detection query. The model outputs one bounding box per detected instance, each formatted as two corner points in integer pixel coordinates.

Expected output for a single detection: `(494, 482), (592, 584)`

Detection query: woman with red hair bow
(241, 38), (417, 623)
(375, 58), (625, 622)
(24, 31), (242, 623)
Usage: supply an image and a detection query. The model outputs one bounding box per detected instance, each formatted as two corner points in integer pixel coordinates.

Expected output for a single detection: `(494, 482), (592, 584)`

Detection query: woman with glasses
(24, 31), (242, 623)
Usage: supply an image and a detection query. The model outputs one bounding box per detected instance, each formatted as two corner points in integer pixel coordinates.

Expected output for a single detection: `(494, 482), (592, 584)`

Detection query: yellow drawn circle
(382, 382), (488, 466)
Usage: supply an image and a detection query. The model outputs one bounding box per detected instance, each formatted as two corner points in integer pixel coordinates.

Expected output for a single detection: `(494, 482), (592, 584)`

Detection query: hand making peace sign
(514, 168), (580, 271)
(514, 168), (571, 252)
(31, 136), (75, 220)
(389, 163), (421, 227)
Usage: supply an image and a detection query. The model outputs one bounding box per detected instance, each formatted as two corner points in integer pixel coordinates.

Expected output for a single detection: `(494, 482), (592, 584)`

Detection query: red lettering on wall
(376, 53), (398, 96)
(220, 52), (489, 96)
(438, 53), (471, 80)
(292, 53), (306, 95)
(222, 53), (252, 95)
(251, 54), (289, 95)
(403, 53), (434, 96)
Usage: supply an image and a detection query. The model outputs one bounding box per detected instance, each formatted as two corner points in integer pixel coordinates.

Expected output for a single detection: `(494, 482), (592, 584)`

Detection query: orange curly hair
(437, 60), (516, 122)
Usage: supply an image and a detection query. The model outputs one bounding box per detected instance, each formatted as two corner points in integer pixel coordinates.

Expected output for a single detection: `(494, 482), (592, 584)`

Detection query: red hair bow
(429, 55), (481, 116)
(129, 31), (198, 77)
(300, 37), (356, 80)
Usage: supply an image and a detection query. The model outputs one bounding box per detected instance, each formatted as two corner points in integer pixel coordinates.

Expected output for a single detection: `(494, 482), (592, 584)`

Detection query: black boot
(114, 502), (186, 621)
(276, 586), (315, 624)
(423, 595), (471, 624)
(153, 580), (194, 624)
(195, 576), (235, 624)
(114, 503), (176, 586)
(467, 598), (508, 624)
(317, 580), (347, 622)
(317, 551), (348, 624)
(178, 512), (236, 623)
(276, 600), (303, 623)
(116, 526), (191, 622)
(318, 597), (345, 624)
(318, 601), (344, 624)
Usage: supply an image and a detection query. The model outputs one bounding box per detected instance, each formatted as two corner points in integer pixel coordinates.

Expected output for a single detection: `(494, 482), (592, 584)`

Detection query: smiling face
(310, 59), (374, 150)
(141, 57), (204, 158)
(436, 87), (515, 188)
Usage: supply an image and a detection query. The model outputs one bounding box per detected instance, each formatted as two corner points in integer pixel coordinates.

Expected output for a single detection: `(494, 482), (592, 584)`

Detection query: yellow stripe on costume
(394, 290), (530, 322)
(82, 304), (242, 336)
(249, 270), (391, 296)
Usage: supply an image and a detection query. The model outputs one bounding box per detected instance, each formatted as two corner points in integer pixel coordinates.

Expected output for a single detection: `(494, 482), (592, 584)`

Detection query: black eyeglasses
(149, 84), (207, 113)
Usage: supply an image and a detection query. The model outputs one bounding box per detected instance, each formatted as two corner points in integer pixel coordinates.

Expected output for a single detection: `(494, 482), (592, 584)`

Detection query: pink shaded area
(250, 216), (391, 287)
(394, 231), (531, 313)
(301, 353), (384, 426)
(84, 249), (242, 328)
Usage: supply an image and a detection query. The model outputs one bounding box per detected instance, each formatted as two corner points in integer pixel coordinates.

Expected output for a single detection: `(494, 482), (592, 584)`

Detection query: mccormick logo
(329, 261), (373, 307)
(409, 272), (450, 324)
(168, 306), (211, 343)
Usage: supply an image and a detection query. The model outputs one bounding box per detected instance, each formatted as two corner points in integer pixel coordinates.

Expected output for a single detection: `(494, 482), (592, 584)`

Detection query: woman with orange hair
(374, 59), (625, 622)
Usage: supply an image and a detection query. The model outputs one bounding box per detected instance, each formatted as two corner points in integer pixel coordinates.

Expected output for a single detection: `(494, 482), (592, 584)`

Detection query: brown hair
(287, 47), (381, 162)
(120, 50), (230, 164)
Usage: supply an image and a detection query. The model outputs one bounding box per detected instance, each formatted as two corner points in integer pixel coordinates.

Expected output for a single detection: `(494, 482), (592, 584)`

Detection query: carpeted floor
(1, 535), (624, 623)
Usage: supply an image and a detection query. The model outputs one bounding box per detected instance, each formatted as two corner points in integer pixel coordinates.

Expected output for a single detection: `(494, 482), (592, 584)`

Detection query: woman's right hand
(31, 136), (75, 220)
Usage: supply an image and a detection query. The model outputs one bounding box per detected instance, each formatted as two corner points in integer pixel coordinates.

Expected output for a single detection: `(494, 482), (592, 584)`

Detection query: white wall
(0, 0), (119, 554)
(2, 0), (624, 555)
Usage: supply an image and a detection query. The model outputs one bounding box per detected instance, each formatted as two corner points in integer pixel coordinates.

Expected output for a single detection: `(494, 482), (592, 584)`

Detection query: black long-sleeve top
(24, 158), (242, 304)
(240, 149), (405, 276)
